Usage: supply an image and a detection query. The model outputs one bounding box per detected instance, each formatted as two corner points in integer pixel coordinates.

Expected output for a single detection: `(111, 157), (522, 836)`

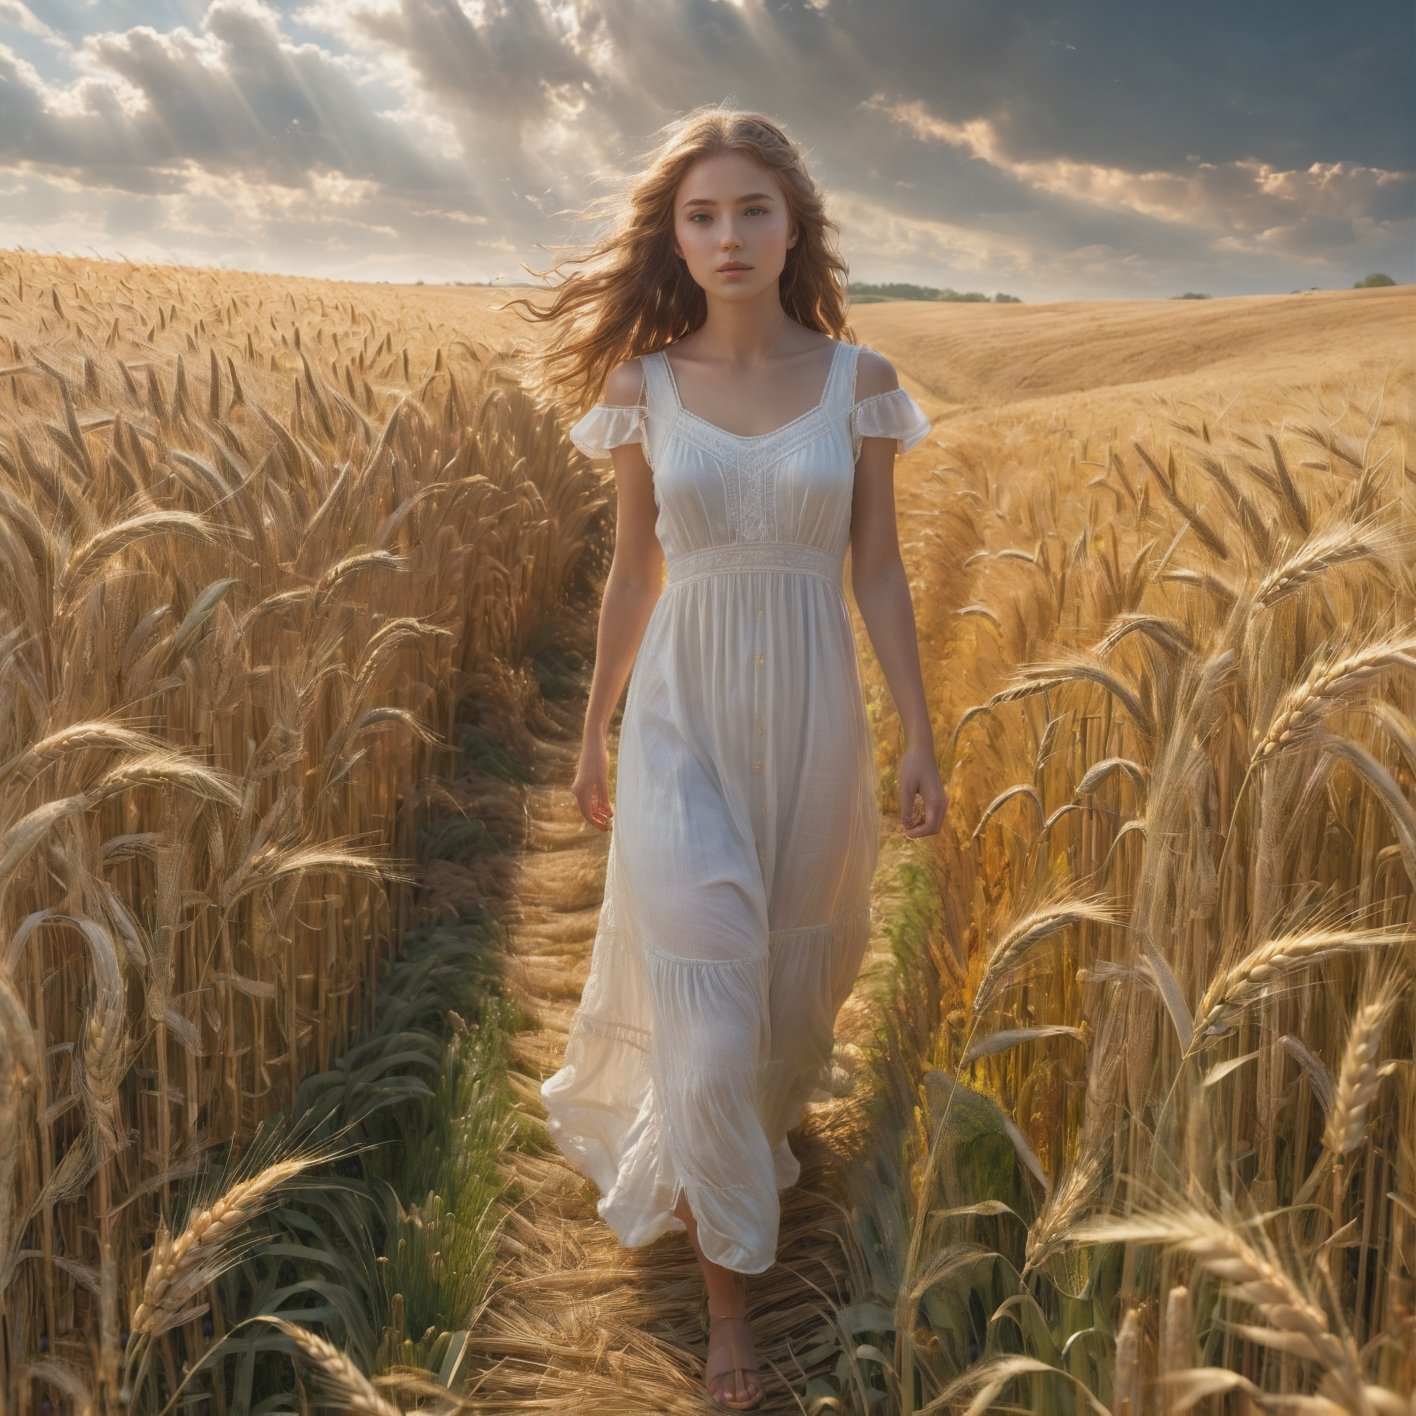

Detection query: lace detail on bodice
(738, 445), (767, 541)
(650, 341), (855, 543)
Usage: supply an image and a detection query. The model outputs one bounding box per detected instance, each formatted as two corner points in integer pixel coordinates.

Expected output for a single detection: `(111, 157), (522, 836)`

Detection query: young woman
(508, 105), (946, 1409)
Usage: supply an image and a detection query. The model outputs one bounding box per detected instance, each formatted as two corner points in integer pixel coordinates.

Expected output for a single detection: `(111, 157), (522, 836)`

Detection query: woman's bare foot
(673, 1189), (766, 1407)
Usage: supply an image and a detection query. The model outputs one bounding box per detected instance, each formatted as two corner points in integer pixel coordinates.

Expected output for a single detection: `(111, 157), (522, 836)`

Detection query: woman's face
(670, 150), (798, 302)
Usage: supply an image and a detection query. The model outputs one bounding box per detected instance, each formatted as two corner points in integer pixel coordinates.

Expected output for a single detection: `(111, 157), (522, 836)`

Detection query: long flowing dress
(539, 339), (931, 1274)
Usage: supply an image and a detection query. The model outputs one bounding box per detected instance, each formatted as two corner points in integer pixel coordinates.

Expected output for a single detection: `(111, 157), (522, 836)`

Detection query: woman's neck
(683, 305), (813, 368)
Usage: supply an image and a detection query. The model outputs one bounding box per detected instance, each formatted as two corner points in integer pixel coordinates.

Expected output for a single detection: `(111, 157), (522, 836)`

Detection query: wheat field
(0, 252), (1411, 1414)
(0, 252), (608, 1412)
(833, 282), (1414, 1414)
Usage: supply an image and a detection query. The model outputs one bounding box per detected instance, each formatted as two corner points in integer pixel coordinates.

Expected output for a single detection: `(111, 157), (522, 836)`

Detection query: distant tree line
(436, 272), (1402, 296)
(1175, 273), (1400, 299)
(848, 281), (1021, 304)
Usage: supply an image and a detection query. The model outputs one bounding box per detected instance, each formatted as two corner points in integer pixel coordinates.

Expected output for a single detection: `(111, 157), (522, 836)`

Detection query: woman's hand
(898, 741), (947, 837)
(573, 734), (614, 831)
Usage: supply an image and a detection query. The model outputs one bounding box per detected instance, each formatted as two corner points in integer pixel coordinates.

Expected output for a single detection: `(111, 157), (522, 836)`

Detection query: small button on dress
(540, 339), (932, 1274)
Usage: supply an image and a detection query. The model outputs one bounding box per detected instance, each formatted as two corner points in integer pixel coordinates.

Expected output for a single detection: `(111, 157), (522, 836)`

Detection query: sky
(0, 0), (1412, 301)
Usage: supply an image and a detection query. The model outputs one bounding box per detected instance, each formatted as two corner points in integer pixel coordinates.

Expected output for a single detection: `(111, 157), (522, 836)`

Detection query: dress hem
(539, 901), (872, 1276)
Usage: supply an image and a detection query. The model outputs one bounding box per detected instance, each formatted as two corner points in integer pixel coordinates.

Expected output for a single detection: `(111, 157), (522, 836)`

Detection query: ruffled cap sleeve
(568, 402), (647, 460)
(850, 386), (931, 459)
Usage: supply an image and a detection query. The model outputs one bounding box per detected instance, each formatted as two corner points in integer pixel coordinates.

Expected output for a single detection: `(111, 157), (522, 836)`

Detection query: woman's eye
(688, 207), (768, 222)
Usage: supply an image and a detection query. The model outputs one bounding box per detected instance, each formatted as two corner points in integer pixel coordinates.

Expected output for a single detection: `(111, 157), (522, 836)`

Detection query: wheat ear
(1189, 927), (1410, 1049)
(129, 1155), (323, 1340)
(1323, 981), (1401, 1159)
(251, 1316), (405, 1416)
(1071, 1205), (1361, 1394)
(974, 897), (1123, 1013)
(1252, 637), (1416, 760)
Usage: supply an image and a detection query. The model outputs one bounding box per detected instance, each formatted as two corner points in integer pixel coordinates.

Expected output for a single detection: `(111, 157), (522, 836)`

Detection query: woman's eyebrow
(680, 192), (777, 209)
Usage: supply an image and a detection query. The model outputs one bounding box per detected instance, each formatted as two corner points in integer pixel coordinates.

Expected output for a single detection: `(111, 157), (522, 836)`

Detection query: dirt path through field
(461, 663), (924, 1414)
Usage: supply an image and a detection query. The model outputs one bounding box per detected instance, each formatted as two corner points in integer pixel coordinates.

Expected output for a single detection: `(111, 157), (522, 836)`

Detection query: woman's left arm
(849, 351), (947, 838)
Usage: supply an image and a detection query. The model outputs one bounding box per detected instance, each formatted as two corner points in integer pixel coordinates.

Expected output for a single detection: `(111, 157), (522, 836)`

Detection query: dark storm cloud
(815, 0), (1414, 172)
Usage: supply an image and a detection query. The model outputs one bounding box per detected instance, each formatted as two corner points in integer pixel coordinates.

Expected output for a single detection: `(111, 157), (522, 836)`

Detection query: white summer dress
(539, 340), (931, 1274)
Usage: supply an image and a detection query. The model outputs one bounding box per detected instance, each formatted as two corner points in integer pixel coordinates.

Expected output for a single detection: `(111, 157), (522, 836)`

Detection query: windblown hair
(501, 103), (854, 413)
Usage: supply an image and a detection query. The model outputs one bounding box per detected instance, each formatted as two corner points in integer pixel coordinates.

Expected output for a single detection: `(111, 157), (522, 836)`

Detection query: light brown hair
(501, 102), (854, 412)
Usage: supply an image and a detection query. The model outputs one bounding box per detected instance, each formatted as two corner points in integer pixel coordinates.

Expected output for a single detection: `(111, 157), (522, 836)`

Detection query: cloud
(2, 0), (458, 191)
(0, 1), (61, 41)
(828, 188), (1037, 283)
(869, 94), (1413, 265)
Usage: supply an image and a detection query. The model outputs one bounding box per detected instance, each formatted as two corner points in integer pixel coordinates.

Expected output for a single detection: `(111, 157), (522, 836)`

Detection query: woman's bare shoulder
(852, 344), (901, 402)
(602, 356), (647, 407)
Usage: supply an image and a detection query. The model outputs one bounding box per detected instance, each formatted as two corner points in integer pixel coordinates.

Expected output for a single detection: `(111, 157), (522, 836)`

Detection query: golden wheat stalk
(1254, 520), (1397, 608)
(1252, 636), (1416, 760)
(935, 1353), (1112, 1416)
(0, 974), (40, 1291)
(0, 721), (171, 789)
(1133, 440), (1229, 559)
(1071, 1205), (1360, 1387)
(128, 1152), (335, 1342)
(1094, 611), (1194, 659)
(974, 897), (1124, 1013)
(1323, 980), (1401, 1159)
(56, 509), (232, 601)
(249, 1316), (407, 1416)
(967, 650), (1156, 744)
(1319, 732), (1416, 887)
(66, 915), (127, 1155)
(95, 751), (243, 807)
(1160, 1284), (1191, 1378)
(1189, 927), (1410, 1049)
(1023, 1149), (1105, 1275)
(217, 841), (412, 909)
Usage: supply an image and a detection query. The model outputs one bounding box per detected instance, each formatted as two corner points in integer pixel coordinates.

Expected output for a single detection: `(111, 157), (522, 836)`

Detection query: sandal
(703, 1308), (765, 1410)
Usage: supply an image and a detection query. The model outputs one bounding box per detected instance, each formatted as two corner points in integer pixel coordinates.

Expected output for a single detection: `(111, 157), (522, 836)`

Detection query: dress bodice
(567, 341), (931, 578)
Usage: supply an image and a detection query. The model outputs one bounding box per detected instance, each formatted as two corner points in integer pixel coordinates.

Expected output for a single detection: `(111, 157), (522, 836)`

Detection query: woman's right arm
(572, 359), (663, 830)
